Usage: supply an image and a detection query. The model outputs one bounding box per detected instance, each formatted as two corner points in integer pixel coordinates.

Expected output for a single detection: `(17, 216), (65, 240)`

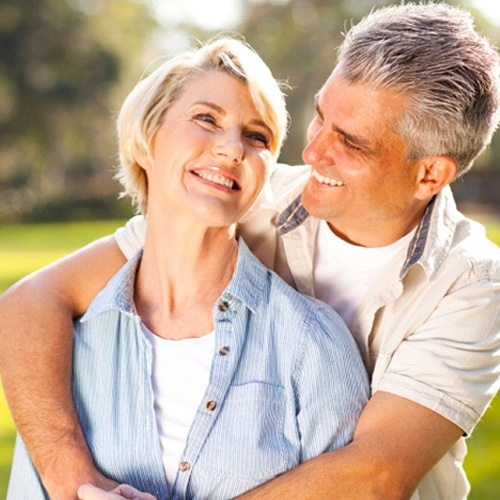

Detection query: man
(1, 3), (499, 499)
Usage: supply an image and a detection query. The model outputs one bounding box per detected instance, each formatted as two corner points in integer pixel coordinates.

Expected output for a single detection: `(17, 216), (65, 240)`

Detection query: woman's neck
(134, 215), (239, 340)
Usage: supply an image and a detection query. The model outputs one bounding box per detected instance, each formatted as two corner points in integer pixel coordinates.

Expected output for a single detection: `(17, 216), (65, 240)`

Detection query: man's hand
(78, 484), (157, 500)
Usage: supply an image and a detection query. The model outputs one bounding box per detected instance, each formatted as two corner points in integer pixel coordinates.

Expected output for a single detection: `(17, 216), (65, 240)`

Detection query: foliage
(0, 217), (499, 497)
(0, 0), (157, 223)
(235, 0), (500, 166)
(0, 0), (500, 222)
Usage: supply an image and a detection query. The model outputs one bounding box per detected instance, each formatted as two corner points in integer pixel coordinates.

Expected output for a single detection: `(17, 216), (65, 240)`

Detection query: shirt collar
(275, 185), (460, 280)
(213, 238), (267, 315)
(81, 238), (267, 323)
(401, 185), (459, 279)
(80, 250), (141, 322)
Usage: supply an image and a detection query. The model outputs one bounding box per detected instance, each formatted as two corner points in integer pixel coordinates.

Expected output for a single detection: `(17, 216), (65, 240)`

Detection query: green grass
(0, 218), (499, 498)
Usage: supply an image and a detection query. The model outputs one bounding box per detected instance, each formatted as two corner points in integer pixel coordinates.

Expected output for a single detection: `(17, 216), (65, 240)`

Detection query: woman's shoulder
(265, 266), (350, 341)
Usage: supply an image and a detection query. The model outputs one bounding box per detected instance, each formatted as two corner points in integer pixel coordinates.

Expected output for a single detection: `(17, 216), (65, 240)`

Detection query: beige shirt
(116, 163), (500, 500)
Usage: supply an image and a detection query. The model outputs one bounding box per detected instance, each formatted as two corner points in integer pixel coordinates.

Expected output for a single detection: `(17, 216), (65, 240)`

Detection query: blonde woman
(7, 39), (368, 500)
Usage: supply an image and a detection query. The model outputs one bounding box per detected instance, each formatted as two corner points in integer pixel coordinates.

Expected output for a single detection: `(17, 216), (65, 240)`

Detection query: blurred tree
(0, 0), (498, 221)
(0, 0), (157, 221)
(236, 0), (500, 169)
(234, 0), (417, 163)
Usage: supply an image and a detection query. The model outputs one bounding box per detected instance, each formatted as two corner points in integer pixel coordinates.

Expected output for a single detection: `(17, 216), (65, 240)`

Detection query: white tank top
(142, 324), (214, 488)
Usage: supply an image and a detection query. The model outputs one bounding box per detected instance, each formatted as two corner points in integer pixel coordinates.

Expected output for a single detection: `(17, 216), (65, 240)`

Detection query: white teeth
(312, 170), (345, 187)
(197, 171), (235, 189)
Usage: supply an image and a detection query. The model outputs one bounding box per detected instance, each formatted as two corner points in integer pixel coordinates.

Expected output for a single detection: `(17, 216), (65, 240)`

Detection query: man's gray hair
(337, 2), (500, 176)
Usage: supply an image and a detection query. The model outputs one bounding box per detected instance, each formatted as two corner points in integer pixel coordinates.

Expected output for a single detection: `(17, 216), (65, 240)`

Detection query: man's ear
(415, 156), (457, 200)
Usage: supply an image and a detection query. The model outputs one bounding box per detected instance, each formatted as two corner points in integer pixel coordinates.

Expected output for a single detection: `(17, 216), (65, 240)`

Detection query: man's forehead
(317, 74), (407, 123)
(315, 74), (409, 154)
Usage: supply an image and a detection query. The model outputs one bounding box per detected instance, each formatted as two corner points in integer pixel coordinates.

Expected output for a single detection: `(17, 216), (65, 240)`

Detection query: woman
(7, 38), (369, 500)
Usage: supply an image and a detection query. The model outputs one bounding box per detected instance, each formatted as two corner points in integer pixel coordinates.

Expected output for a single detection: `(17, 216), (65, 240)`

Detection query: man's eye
(342, 138), (361, 151)
(336, 133), (361, 152)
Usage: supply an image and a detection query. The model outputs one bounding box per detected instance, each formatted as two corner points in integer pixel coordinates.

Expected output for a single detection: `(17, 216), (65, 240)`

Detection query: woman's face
(144, 70), (275, 228)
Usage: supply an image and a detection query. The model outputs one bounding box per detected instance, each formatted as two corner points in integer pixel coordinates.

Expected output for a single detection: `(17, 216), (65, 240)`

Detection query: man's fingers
(78, 483), (117, 499)
(115, 484), (157, 499)
(78, 483), (157, 500)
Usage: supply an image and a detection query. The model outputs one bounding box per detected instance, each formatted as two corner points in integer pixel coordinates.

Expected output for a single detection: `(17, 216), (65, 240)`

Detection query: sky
(471, 0), (500, 24)
(150, 0), (500, 29)
(149, 0), (242, 30)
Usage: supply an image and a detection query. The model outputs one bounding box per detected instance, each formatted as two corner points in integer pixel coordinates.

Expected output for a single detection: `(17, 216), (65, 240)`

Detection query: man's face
(301, 70), (428, 247)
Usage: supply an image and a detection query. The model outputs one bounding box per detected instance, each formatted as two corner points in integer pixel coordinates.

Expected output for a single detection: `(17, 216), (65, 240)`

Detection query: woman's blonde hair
(116, 37), (289, 214)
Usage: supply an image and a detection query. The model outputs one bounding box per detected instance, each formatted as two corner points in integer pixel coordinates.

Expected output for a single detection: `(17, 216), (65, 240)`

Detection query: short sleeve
(114, 215), (147, 259)
(377, 279), (500, 435)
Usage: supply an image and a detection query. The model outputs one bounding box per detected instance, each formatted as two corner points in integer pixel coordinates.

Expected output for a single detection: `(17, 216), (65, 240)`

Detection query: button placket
(218, 345), (230, 356)
(205, 400), (217, 412)
(216, 299), (232, 362)
(218, 300), (230, 312)
(175, 297), (239, 496)
(178, 461), (190, 472)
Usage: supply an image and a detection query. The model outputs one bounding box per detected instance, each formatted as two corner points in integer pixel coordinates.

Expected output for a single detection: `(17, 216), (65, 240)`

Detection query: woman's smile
(190, 166), (241, 192)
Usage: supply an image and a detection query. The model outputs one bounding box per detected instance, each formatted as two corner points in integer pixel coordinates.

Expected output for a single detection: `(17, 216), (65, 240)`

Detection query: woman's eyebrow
(193, 101), (273, 135)
(192, 101), (226, 114)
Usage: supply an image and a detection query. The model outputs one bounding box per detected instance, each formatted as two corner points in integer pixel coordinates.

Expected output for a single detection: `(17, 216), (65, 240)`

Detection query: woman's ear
(415, 156), (458, 200)
(136, 147), (152, 171)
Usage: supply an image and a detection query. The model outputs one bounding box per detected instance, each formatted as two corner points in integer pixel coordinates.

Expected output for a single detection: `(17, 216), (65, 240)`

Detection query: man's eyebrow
(314, 93), (373, 151)
(314, 93), (323, 119)
(332, 124), (372, 151)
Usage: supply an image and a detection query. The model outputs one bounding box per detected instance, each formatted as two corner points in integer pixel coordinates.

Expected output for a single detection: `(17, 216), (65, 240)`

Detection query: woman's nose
(213, 131), (244, 164)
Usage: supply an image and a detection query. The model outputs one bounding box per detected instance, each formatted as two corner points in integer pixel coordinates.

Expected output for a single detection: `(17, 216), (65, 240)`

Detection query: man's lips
(312, 169), (345, 187)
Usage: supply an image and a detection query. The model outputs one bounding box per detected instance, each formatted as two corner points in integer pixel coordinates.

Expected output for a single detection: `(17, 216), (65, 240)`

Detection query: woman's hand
(78, 483), (157, 500)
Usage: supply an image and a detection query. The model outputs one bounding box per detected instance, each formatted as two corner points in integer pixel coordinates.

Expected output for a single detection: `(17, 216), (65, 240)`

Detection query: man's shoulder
(421, 187), (500, 280)
(263, 262), (348, 336)
(269, 163), (310, 194)
(452, 215), (500, 275)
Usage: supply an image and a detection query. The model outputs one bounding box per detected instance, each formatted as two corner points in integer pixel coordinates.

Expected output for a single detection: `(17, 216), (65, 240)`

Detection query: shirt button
(179, 461), (190, 472)
(218, 301), (229, 312)
(219, 346), (230, 356)
(206, 400), (217, 411)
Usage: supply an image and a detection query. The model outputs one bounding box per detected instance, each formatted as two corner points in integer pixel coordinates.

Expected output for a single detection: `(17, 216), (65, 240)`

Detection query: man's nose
(302, 129), (327, 166)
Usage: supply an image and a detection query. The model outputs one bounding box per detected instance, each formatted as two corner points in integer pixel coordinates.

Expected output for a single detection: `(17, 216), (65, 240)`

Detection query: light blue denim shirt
(8, 238), (369, 500)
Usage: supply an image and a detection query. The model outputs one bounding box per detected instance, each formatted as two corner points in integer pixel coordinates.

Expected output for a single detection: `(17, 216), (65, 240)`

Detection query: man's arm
(236, 391), (463, 500)
(0, 235), (126, 499)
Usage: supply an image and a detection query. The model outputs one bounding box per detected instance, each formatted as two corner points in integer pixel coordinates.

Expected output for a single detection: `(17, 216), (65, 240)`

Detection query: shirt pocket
(198, 382), (296, 481)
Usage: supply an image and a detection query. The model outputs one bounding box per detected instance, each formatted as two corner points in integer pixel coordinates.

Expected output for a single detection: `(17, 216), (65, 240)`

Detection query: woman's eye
(246, 132), (270, 148)
(194, 113), (217, 126)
